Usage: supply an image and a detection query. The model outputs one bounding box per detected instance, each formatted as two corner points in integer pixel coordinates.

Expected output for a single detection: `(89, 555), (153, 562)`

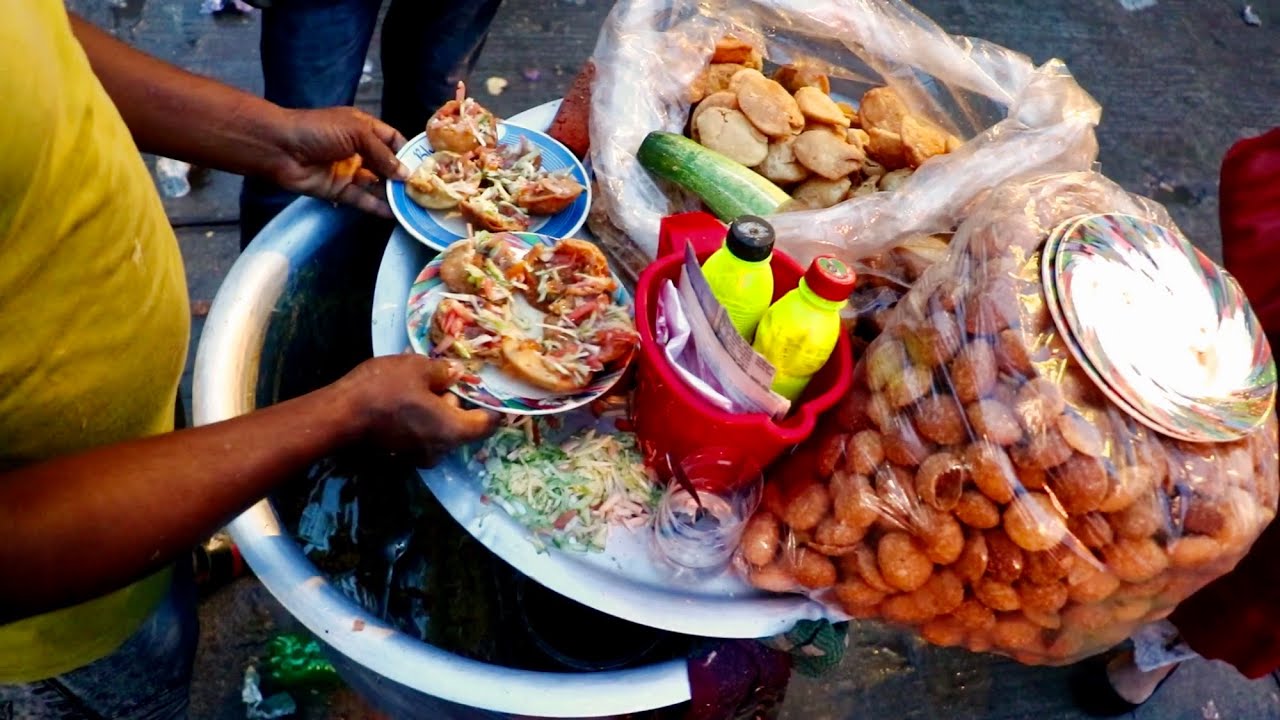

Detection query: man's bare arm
(69, 13), (294, 180)
(0, 356), (495, 623)
(67, 12), (408, 211)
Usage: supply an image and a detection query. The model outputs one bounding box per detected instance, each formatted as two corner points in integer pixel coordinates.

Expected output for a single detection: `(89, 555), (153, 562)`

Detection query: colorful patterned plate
(1039, 214), (1167, 431)
(1043, 213), (1276, 442)
(387, 124), (590, 252)
(405, 231), (634, 415)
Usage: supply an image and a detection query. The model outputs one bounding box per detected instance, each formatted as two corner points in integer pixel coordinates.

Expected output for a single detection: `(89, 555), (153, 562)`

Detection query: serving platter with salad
(372, 104), (837, 637)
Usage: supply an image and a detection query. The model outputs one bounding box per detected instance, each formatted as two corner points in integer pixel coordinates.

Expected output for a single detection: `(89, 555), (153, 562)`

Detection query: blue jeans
(239, 0), (504, 248)
(0, 566), (199, 720)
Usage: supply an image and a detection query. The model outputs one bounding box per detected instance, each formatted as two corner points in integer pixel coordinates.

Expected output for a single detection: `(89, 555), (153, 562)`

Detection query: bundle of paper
(653, 243), (791, 418)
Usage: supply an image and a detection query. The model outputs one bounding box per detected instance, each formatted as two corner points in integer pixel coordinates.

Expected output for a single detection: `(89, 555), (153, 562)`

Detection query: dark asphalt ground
(64, 0), (1280, 717)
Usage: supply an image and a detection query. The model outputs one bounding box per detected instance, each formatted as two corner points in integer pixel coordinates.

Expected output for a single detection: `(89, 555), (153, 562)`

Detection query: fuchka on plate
(388, 82), (591, 251)
(406, 231), (639, 415)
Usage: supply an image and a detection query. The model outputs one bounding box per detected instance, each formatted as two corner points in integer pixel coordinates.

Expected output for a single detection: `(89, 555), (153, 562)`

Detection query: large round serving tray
(370, 101), (841, 639)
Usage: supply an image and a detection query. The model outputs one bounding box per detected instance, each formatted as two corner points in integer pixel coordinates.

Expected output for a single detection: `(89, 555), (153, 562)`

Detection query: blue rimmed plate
(388, 124), (591, 252)
(405, 232), (633, 415)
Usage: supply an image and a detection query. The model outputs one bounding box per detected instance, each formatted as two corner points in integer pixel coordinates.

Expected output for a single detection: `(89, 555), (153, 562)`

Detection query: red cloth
(1219, 127), (1280, 353)
(683, 639), (791, 720)
(1169, 127), (1280, 679)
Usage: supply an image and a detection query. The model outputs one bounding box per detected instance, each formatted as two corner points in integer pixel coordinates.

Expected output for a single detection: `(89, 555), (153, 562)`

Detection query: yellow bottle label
(720, 295), (770, 340)
(701, 247), (773, 341)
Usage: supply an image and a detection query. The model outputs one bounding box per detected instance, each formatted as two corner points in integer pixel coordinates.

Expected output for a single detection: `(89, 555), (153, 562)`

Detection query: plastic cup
(652, 448), (763, 574)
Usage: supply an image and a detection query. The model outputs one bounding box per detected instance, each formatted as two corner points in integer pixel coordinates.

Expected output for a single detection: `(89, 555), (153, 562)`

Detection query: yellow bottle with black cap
(700, 215), (776, 342)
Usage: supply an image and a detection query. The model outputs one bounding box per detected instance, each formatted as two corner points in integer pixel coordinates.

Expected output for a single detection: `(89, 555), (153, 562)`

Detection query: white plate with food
(406, 231), (637, 415)
(387, 83), (590, 252)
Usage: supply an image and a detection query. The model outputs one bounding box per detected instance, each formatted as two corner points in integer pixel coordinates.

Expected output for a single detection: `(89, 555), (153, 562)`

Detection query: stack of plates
(1039, 213), (1276, 443)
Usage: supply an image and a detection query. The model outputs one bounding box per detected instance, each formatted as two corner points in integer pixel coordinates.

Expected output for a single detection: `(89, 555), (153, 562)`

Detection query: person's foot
(1070, 649), (1181, 716)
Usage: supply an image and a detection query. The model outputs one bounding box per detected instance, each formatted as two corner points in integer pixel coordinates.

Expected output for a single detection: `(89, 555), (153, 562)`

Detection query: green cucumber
(637, 131), (790, 222)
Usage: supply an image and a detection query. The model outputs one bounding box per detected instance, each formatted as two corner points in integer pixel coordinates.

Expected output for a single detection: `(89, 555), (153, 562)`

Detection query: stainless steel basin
(192, 198), (691, 719)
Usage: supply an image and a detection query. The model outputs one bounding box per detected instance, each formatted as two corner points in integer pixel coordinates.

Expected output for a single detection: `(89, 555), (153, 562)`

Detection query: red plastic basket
(631, 213), (854, 484)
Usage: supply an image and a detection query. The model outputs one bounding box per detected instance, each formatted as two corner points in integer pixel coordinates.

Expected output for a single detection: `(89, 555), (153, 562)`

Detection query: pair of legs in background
(239, 0), (504, 248)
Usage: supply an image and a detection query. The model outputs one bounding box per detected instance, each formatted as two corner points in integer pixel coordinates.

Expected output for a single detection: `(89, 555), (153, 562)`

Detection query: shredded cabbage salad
(472, 418), (660, 553)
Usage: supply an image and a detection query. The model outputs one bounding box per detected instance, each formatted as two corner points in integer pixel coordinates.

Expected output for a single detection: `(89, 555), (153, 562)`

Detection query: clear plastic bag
(588, 0), (1101, 261)
(738, 172), (1280, 665)
(844, 233), (953, 342)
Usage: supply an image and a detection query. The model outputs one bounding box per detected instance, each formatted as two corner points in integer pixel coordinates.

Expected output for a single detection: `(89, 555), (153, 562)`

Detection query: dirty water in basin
(273, 452), (692, 675)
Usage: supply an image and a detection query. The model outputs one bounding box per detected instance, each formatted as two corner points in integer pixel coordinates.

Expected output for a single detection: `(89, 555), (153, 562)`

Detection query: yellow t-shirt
(0, 0), (190, 682)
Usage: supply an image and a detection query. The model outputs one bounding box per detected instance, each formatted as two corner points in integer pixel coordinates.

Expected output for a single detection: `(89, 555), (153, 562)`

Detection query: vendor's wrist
(249, 101), (302, 184)
(320, 375), (377, 448)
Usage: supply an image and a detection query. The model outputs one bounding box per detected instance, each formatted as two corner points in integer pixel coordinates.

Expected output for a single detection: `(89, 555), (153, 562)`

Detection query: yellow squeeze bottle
(700, 216), (776, 341)
(753, 255), (857, 402)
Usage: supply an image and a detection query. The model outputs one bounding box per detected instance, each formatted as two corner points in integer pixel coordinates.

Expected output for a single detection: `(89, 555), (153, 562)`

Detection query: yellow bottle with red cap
(752, 255), (857, 402)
